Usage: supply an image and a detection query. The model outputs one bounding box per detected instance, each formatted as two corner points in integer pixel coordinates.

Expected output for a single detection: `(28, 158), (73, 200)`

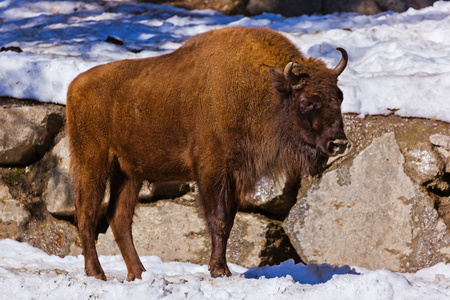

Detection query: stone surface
(0, 180), (31, 240)
(320, 0), (436, 15)
(138, 0), (247, 14)
(141, 0), (438, 16)
(285, 133), (417, 271)
(0, 103), (65, 165)
(430, 134), (450, 172)
(140, 182), (192, 201)
(42, 135), (74, 216)
(97, 200), (299, 267)
(0, 175), (80, 257)
(284, 114), (450, 272)
(23, 212), (81, 257)
(243, 176), (299, 219)
(403, 142), (443, 184)
(2, 98), (450, 272)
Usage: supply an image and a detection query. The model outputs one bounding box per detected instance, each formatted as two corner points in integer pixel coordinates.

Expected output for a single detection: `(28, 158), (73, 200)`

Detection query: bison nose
(328, 139), (349, 156)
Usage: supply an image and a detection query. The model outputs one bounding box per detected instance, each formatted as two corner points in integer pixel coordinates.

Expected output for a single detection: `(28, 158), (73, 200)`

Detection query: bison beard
(66, 27), (349, 280)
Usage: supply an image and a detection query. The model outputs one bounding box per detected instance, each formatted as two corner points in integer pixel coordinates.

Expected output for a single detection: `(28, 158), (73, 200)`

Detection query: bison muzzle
(66, 27), (349, 281)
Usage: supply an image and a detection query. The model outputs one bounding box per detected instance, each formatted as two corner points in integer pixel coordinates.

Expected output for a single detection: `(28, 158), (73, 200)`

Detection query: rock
(22, 212), (81, 257)
(402, 142), (444, 186)
(42, 135), (74, 216)
(139, 0), (247, 15)
(97, 201), (208, 263)
(430, 134), (450, 172)
(0, 103), (65, 165)
(144, 0), (436, 17)
(243, 176), (299, 219)
(0, 176), (80, 257)
(284, 115), (450, 272)
(143, 0), (438, 16)
(245, 0), (322, 16)
(97, 200), (299, 267)
(321, 0), (436, 15)
(0, 46), (23, 53)
(285, 133), (417, 271)
(140, 182), (192, 202)
(431, 134), (450, 149)
(0, 180), (31, 240)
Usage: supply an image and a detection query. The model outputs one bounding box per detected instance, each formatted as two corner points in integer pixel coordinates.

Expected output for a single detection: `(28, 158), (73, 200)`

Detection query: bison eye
(300, 100), (315, 113)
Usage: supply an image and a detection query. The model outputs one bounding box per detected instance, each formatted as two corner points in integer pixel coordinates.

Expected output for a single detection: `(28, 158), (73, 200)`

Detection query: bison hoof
(126, 266), (146, 281)
(89, 272), (107, 281)
(209, 266), (232, 278)
(126, 272), (142, 281)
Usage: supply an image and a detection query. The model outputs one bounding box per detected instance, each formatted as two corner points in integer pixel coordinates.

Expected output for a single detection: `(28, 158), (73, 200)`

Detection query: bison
(66, 26), (349, 281)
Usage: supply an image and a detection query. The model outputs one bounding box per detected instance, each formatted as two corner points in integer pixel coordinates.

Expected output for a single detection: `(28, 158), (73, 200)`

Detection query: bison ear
(270, 67), (292, 96)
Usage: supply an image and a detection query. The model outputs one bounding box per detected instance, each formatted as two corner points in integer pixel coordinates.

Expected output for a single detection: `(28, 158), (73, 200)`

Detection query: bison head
(271, 48), (349, 157)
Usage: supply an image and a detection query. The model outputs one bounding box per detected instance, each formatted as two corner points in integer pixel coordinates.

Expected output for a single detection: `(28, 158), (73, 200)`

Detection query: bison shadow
(243, 259), (359, 285)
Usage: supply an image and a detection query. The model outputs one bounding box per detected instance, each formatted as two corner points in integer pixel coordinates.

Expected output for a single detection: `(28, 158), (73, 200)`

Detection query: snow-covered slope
(1, 239), (450, 299)
(1, 0), (450, 121)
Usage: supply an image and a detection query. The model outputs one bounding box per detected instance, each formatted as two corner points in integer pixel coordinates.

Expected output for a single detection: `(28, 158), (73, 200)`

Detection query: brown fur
(66, 27), (348, 280)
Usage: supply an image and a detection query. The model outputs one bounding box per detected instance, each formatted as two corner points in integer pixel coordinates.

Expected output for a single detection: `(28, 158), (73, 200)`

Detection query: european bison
(66, 27), (349, 281)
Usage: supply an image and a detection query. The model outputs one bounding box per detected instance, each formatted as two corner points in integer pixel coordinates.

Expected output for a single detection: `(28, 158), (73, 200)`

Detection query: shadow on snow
(243, 259), (359, 285)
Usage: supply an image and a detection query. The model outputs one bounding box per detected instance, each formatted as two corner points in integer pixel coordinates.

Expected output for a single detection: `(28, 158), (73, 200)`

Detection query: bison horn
(334, 48), (348, 76)
(284, 62), (302, 85)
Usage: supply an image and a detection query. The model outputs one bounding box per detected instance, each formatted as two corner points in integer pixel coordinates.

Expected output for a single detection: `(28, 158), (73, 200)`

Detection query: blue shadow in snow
(243, 259), (359, 285)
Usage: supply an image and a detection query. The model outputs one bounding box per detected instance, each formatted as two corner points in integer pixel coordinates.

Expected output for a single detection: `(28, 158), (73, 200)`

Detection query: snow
(1, 0), (450, 120)
(2, 1), (450, 298)
(1, 239), (450, 299)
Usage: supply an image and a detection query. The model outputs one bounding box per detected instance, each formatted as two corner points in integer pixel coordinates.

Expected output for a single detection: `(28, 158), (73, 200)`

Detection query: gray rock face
(23, 213), (81, 257)
(244, 176), (299, 219)
(97, 200), (298, 267)
(285, 133), (416, 271)
(430, 134), (450, 172)
(2, 100), (450, 273)
(284, 115), (450, 272)
(148, 0), (438, 16)
(241, 0), (436, 16)
(0, 104), (64, 165)
(42, 135), (74, 216)
(0, 176), (80, 257)
(320, 0), (436, 15)
(97, 201), (209, 263)
(0, 180), (31, 240)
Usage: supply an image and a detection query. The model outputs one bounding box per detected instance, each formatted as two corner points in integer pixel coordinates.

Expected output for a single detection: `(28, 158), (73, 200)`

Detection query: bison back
(66, 27), (304, 181)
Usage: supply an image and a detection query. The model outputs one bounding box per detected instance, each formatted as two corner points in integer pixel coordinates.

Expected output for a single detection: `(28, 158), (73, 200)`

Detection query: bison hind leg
(73, 151), (111, 280)
(106, 159), (145, 281)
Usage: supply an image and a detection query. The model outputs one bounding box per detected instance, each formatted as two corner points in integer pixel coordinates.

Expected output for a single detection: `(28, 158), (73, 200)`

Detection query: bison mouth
(323, 138), (350, 157)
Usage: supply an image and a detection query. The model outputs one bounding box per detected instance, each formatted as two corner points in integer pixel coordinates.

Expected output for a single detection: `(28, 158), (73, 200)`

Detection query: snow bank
(1, 239), (450, 299)
(1, 1), (450, 121)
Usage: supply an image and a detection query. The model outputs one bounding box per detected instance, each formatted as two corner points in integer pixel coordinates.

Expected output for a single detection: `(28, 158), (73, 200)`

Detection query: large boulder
(23, 210), (82, 257)
(96, 200), (299, 267)
(140, 0), (438, 16)
(41, 134), (74, 216)
(243, 176), (299, 219)
(0, 180), (31, 240)
(430, 134), (450, 172)
(0, 173), (80, 257)
(0, 100), (65, 166)
(284, 115), (450, 272)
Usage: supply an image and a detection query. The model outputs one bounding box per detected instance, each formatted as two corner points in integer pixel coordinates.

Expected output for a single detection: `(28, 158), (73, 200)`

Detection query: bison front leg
(197, 172), (239, 277)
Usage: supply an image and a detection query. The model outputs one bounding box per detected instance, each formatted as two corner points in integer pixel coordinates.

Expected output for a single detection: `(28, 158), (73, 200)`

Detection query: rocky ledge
(1, 97), (450, 272)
